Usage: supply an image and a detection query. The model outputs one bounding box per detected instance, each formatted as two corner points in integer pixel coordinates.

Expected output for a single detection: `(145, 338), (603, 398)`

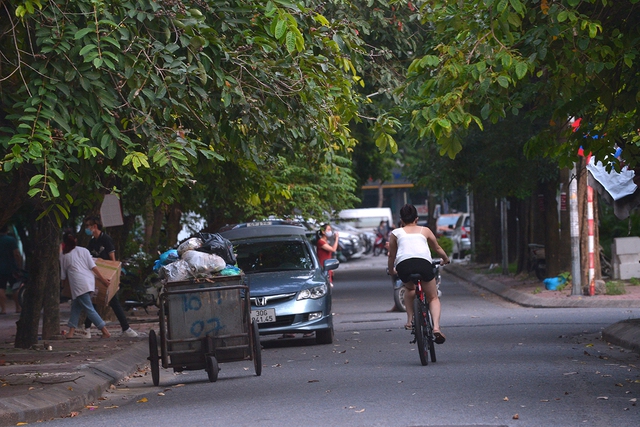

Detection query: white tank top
(392, 227), (432, 267)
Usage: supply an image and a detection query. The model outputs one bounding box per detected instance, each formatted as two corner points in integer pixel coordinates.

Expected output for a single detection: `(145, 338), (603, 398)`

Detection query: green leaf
(74, 28), (95, 40)
(29, 174), (44, 186)
(497, 75), (509, 88)
(79, 44), (97, 56)
(515, 62), (528, 79)
(275, 19), (287, 39)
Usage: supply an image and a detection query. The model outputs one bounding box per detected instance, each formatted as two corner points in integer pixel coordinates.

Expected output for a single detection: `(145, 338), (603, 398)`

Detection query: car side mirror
(323, 258), (339, 271)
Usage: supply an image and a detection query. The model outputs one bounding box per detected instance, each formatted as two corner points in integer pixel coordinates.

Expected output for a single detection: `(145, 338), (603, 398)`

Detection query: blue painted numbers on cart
(182, 294), (203, 312)
(190, 317), (224, 337)
(181, 291), (224, 312)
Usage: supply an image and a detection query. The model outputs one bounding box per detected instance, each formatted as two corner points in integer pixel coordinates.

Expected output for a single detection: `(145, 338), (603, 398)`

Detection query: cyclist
(387, 204), (450, 343)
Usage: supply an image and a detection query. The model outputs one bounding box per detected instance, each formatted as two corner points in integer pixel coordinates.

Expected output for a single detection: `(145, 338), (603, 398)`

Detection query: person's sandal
(433, 331), (446, 344)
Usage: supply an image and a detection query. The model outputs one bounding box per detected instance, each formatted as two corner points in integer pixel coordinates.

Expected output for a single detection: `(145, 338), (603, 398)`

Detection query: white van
(337, 208), (394, 230)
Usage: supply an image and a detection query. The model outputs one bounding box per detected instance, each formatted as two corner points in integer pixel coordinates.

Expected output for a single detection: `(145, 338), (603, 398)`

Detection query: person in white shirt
(60, 230), (111, 339)
(387, 204), (450, 343)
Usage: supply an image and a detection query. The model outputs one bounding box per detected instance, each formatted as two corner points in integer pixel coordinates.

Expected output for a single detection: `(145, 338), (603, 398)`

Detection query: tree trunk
(15, 213), (60, 348)
(164, 203), (183, 248)
(0, 168), (31, 228)
(543, 176), (561, 278)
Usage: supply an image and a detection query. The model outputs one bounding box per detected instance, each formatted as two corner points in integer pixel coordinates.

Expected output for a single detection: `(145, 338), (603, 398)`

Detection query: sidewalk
(0, 263), (639, 425)
(0, 301), (156, 426)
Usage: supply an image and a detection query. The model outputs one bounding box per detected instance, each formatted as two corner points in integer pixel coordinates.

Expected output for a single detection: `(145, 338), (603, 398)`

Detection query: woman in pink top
(387, 204), (450, 343)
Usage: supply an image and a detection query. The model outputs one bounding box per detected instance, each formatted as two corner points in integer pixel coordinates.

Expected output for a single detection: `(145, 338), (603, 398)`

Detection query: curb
(602, 319), (640, 354)
(0, 341), (148, 426)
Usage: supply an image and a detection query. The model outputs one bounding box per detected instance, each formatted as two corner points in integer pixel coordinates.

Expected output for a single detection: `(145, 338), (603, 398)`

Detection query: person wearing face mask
(81, 216), (138, 338)
(315, 224), (339, 287)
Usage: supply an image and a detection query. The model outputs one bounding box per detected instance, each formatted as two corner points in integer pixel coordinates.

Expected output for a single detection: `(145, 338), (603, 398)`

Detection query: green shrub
(533, 287), (541, 294)
(437, 236), (454, 256)
(605, 281), (626, 295)
(629, 277), (640, 286)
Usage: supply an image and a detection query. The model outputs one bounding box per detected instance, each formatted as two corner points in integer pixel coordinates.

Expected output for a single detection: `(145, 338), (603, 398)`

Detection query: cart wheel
(148, 329), (160, 386)
(206, 355), (219, 382)
(252, 320), (262, 377)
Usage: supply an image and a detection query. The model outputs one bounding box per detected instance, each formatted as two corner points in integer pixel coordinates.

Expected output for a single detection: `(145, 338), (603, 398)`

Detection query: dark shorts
(396, 258), (435, 283)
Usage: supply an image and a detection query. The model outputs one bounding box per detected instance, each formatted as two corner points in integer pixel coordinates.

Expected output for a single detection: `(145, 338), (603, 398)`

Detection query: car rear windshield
(234, 240), (314, 273)
(437, 216), (459, 227)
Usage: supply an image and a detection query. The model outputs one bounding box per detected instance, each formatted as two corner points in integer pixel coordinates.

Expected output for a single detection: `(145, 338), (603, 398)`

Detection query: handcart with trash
(148, 233), (261, 386)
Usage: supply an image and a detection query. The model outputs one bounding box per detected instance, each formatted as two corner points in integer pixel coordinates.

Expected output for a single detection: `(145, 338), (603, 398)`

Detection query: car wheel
(394, 286), (407, 312)
(316, 327), (334, 344)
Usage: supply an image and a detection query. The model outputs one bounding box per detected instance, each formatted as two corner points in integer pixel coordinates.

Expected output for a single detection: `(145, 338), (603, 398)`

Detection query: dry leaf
(513, 414), (519, 420)
(70, 412), (79, 417)
(597, 396), (609, 400)
(158, 392), (165, 396)
(540, 399), (549, 402)
(355, 409), (365, 413)
(137, 398), (148, 403)
(585, 343), (594, 347)
(17, 423), (28, 426)
(68, 387), (73, 391)
(86, 405), (98, 410)
(272, 364), (282, 368)
(563, 372), (578, 376)
(630, 398), (637, 402)
(503, 397), (509, 401)
(104, 406), (119, 409)
(174, 384), (185, 387)
(28, 387), (35, 390)
(616, 383), (624, 387)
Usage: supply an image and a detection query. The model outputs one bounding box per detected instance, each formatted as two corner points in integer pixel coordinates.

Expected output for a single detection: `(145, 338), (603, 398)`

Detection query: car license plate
(251, 308), (276, 323)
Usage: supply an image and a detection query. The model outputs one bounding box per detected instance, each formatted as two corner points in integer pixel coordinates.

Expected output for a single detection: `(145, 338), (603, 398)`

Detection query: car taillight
(461, 227), (468, 238)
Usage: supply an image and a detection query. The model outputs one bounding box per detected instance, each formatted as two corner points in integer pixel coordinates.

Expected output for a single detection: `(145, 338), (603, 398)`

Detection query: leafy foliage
(407, 0), (640, 169)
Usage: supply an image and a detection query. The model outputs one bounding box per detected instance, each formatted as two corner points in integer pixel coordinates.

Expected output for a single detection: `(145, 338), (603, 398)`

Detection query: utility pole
(501, 198), (509, 275)
(569, 165), (582, 295)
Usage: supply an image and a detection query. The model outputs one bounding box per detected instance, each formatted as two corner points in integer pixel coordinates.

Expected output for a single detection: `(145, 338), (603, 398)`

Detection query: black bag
(195, 232), (237, 266)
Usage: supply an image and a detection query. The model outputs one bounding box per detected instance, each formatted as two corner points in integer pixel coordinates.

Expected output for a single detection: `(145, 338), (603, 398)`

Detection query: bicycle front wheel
(413, 298), (428, 366)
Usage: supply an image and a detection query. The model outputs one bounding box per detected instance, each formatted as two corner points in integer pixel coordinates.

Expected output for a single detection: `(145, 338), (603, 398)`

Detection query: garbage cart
(148, 273), (261, 386)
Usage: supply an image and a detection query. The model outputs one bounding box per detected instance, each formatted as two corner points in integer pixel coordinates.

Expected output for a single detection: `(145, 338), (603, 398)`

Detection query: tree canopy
(405, 0), (640, 170)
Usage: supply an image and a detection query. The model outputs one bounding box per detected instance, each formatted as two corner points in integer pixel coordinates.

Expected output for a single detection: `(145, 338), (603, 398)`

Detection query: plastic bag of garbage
(543, 276), (566, 291)
(182, 250), (226, 276)
(219, 265), (242, 276)
(177, 237), (203, 257)
(160, 259), (191, 282)
(195, 232), (237, 265)
(153, 249), (179, 272)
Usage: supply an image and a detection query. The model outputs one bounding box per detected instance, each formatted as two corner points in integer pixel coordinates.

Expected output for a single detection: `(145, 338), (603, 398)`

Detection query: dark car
(219, 221), (338, 344)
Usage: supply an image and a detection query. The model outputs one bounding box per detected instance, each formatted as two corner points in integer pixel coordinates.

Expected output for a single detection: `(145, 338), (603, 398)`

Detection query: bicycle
(410, 258), (442, 366)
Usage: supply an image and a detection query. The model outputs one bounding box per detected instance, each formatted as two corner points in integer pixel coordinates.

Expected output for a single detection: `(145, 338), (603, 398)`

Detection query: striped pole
(587, 185), (595, 296)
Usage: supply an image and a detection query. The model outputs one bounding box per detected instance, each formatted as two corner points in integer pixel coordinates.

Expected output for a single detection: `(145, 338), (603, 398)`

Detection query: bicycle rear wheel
(413, 299), (428, 366)
(426, 306), (436, 363)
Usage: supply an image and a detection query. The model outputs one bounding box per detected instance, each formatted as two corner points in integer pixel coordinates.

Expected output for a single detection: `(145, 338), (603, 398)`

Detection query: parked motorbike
(391, 259), (442, 312)
(528, 243), (613, 282)
(373, 231), (388, 256)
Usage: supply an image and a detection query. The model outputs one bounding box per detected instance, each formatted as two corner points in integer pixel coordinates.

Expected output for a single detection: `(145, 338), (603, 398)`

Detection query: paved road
(37, 256), (640, 426)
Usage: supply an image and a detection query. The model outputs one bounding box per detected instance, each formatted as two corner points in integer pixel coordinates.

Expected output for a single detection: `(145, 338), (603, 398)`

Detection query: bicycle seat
(409, 273), (423, 282)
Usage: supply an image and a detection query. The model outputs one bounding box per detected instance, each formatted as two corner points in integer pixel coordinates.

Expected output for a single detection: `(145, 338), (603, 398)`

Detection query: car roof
(219, 221), (309, 240)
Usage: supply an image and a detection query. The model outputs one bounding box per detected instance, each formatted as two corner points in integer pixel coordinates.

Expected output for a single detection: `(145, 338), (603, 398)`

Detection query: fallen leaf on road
(597, 396), (609, 400)
(68, 387), (73, 391)
(513, 414), (519, 419)
(104, 406), (119, 409)
(16, 423), (27, 426)
(272, 364), (282, 368)
(616, 383), (624, 387)
(563, 372), (578, 376)
(70, 412), (79, 417)
(86, 405), (98, 410)
(137, 398), (148, 403)
(503, 397), (509, 401)
(630, 398), (637, 402)
(585, 343), (594, 347)
(356, 409), (365, 413)
(540, 399), (549, 402)
(174, 384), (185, 387)
(158, 392), (165, 396)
